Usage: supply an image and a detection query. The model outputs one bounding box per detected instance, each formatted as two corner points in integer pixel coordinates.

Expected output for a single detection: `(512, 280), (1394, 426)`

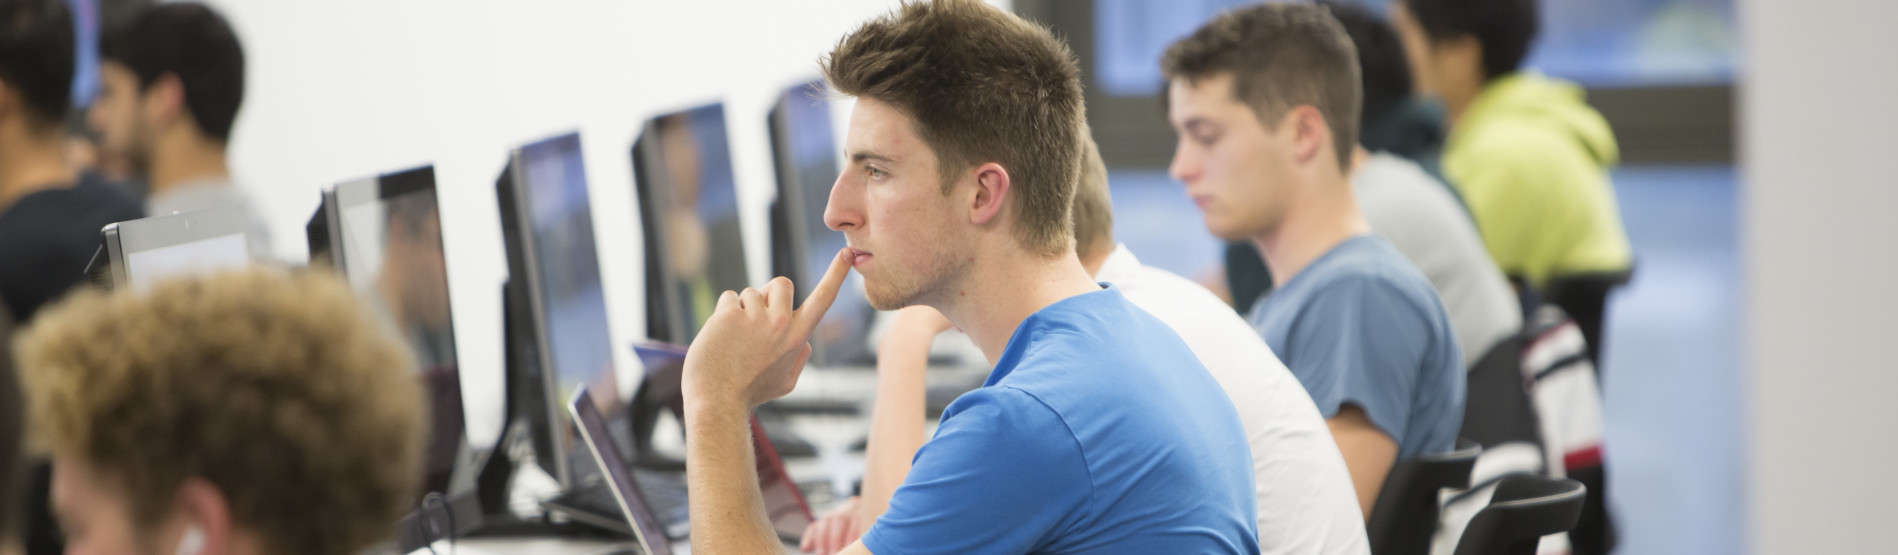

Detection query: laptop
(546, 346), (816, 543)
(567, 385), (673, 555)
(87, 204), (251, 292)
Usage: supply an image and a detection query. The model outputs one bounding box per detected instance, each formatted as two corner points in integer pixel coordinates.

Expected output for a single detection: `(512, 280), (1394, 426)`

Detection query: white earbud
(175, 525), (206, 555)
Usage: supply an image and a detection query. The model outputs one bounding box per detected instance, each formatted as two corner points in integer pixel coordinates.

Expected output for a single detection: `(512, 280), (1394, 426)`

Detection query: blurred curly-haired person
(14, 269), (424, 555)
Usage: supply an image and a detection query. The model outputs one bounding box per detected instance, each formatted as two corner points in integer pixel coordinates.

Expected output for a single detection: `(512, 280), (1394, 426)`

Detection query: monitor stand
(467, 280), (598, 539)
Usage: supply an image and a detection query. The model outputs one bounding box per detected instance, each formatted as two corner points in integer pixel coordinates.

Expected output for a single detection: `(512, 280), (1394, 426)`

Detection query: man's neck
(1442, 76), (1485, 129)
(149, 136), (231, 197)
(1250, 174), (1371, 288)
(1078, 238), (1114, 276)
(933, 240), (1102, 366)
(0, 130), (77, 211)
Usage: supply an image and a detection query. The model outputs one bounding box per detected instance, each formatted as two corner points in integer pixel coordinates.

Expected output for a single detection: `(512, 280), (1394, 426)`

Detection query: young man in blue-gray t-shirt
(1163, 3), (1466, 518)
(672, 2), (1259, 554)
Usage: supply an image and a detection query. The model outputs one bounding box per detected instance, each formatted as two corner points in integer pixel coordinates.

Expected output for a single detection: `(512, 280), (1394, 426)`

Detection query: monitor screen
(771, 83), (873, 367)
(517, 134), (618, 418)
(330, 167), (466, 499)
(636, 103), (748, 345)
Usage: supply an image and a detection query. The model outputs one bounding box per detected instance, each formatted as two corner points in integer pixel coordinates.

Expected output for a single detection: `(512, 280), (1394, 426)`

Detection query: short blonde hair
(15, 269), (424, 555)
(1071, 129), (1114, 261)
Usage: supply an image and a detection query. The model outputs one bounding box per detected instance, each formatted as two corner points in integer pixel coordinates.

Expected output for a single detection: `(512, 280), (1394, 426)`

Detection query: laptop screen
(115, 205), (252, 293)
(124, 233), (248, 293)
(569, 386), (673, 555)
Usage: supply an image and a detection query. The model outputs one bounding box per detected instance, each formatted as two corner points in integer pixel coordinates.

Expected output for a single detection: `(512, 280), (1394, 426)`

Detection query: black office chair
(1452, 475), (1587, 555)
(1367, 438), (1483, 555)
(1540, 268), (1633, 372)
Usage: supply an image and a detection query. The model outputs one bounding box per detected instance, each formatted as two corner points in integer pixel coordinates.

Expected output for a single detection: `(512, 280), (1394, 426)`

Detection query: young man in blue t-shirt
(675, 1), (1260, 554)
(1163, 3), (1466, 518)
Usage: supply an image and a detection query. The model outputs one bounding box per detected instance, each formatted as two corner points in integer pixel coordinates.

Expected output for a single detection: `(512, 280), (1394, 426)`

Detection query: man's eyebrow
(1182, 117), (1217, 133)
(849, 151), (896, 164)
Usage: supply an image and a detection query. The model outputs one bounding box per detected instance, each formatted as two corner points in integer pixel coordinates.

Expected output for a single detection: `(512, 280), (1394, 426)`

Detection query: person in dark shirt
(0, 0), (144, 326)
(0, 3), (143, 554)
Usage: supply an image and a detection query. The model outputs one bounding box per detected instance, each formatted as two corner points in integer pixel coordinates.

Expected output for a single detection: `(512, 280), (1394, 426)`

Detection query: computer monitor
(767, 81), (873, 367)
(89, 204), (251, 292)
(632, 102), (748, 346)
(305, 166), (483, 548)
(495, 132), (618, 488)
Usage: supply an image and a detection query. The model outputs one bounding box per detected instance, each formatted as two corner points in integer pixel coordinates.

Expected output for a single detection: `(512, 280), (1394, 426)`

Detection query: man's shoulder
(1283, 241), (1444, 325)
(0, 180), (142, 237)
(1118, 263), (1241, 321)
(1308, 238), (1430, 289)
(938, 385), (1079, 447)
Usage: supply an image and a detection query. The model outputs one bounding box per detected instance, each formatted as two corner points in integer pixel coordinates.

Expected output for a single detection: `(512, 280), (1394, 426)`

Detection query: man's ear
(968, 162), (1011, 226)
(144, 73), (187, 130)
(1286, 105), (1329, 167)
(170, 478), (234, 555)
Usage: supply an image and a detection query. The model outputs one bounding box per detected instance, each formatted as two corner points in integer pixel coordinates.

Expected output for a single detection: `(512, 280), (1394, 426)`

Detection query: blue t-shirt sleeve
(861, 387), (1091, 555)
(1286, 275), (1434, 444)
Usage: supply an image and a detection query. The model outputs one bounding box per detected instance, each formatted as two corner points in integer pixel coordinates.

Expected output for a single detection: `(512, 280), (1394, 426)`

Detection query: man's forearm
(686, 398), (781, 553)
(856, 331), (934, 533)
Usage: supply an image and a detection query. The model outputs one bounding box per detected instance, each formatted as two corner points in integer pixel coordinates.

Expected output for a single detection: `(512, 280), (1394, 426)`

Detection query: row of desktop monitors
(90, 82), (864, 532)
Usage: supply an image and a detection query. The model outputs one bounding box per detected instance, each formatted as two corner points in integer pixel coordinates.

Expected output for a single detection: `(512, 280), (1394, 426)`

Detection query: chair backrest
(1538, 269), (1632, 368)
(1368, 438), (1483, 555)
(1451, 475), (1587, 555)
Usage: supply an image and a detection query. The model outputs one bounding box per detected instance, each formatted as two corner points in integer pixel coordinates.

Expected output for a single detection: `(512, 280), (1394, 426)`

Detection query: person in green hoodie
(1391, 3), (1626, 553)
(1390, 0), (1633, 280)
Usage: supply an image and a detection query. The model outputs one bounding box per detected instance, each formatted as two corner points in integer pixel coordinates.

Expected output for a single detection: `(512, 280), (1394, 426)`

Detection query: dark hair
(0, 0), (74, 129)
(1320, 1), (1411, 133)
(1162, 2), (1360, 172)
(1401, 0), (1538, 80)
(100, 2), (244, 142)
(823, 0), (1085, 257)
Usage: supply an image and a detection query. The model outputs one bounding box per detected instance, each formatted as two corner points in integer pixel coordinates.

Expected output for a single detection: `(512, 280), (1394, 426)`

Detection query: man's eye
(868, 167), (887, 179)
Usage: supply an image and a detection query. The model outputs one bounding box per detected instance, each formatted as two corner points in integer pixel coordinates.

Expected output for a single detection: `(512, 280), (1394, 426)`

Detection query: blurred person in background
(0, 3), (146, 551)
(0, 0), (143, 328)
(1164, 2), (1465, 517)
(1224, 2), (1519, 369)
(91, 2), (268, 256)
(1390, 2), (1623, 550)
(14, 269), (425, 555)
(1391, 0), (1633, 368)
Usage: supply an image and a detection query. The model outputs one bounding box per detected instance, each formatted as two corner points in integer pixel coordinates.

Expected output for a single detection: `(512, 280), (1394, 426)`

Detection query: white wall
(200, 0), (1002, 448)
(1744, 0), (1898, 551)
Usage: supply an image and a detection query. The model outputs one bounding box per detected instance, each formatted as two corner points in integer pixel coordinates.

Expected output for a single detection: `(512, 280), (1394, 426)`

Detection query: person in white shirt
(801, 133), (1371, 555)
